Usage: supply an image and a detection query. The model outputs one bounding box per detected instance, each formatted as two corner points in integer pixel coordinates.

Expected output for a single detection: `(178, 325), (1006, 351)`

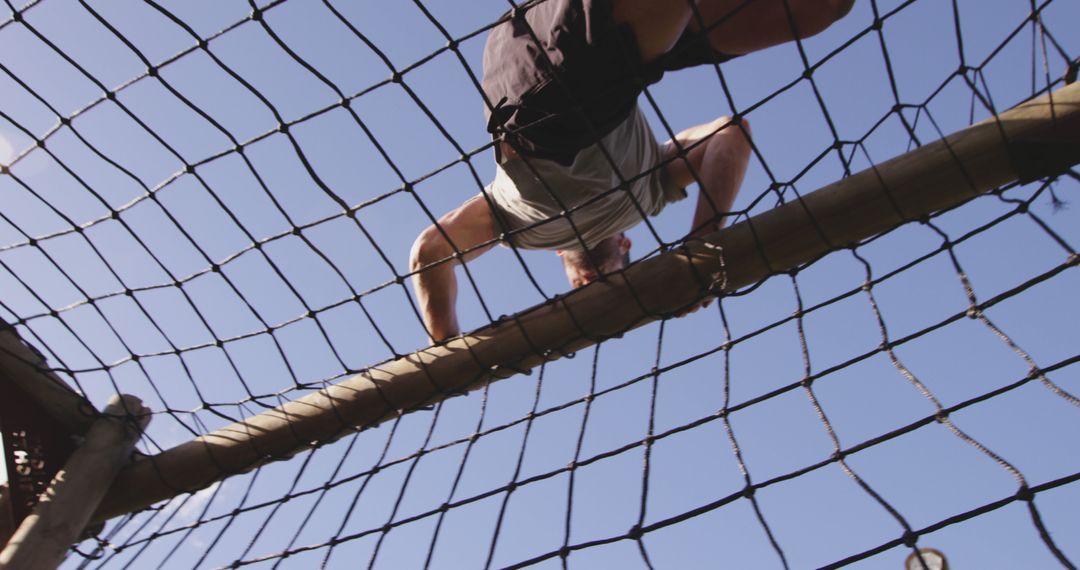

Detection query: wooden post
(0, 395), (150, 570)
(91, 83), (1080, 523)
(0, 324), (95, 437)
(0, 485), (12, 552)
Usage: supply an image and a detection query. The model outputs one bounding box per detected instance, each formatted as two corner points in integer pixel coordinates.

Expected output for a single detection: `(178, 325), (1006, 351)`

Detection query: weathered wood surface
(1, 396), (150, 570)
(0, 323), (95, 436)
(0, 485), (13, 553)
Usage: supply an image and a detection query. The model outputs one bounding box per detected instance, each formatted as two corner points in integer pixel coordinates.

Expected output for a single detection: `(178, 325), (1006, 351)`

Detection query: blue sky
(1, 0), (1079, 568)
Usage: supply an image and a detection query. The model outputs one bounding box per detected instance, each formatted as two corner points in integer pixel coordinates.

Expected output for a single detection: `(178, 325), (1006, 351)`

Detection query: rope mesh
(0, 0), (1077, 568)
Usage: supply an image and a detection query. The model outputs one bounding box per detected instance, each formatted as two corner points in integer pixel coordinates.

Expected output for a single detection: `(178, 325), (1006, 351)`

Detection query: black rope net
(0, 0), (1077, 568)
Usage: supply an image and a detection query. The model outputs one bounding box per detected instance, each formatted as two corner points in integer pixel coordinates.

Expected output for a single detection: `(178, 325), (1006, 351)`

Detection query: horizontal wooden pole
(93, 83), (1080, 523)
(1, 395), (150, 569)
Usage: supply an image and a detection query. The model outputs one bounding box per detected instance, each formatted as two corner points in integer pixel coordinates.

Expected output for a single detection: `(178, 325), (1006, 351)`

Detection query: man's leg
(610, 1), (696, 64)
(663, 116), (753, 238)
(410, 195), (498, 342)
(691, 0), (855, 55)
(611, 0), (854, 63)
(656, 116), (751, 316)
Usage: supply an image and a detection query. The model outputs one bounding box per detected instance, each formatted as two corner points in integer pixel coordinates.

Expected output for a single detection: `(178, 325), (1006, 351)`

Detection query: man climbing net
(409, 0), (855, 342)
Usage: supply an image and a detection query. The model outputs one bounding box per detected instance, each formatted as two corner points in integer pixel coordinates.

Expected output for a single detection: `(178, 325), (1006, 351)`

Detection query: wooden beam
(1, 321), (93, 543)
(0, 323), (95, 436)
(0, 485), (12, 552)
(93, 83), (1080, 523)
(0, 395), (150, 570)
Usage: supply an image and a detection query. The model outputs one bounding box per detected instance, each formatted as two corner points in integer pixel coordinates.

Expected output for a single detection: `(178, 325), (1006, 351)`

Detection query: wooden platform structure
(0, 325), (150, 568)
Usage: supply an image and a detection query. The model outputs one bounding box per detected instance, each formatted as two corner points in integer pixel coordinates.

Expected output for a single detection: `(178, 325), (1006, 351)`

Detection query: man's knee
(695, 115), (751, 172)
(610, 0), (699, 64)
(832, 0), (856, 19)
(410, 225), (452, 273)
(731, 116), (751, 139)
(718, 116), (752, 155)
(797, 0), (856, 20)
(790, 0), (855, 39)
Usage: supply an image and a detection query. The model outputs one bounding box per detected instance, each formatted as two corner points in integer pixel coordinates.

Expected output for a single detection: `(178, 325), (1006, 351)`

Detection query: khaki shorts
(486, 105), (686, 251)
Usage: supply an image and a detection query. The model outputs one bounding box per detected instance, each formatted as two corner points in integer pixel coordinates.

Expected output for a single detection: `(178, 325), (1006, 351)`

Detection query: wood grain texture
(1, 396), (150, 569)
(0, 485), (12, 553)
(0, 324), (96, 436)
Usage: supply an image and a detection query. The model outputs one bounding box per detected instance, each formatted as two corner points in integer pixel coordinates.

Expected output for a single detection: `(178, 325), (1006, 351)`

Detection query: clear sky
(1, 0), (1078, 569)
